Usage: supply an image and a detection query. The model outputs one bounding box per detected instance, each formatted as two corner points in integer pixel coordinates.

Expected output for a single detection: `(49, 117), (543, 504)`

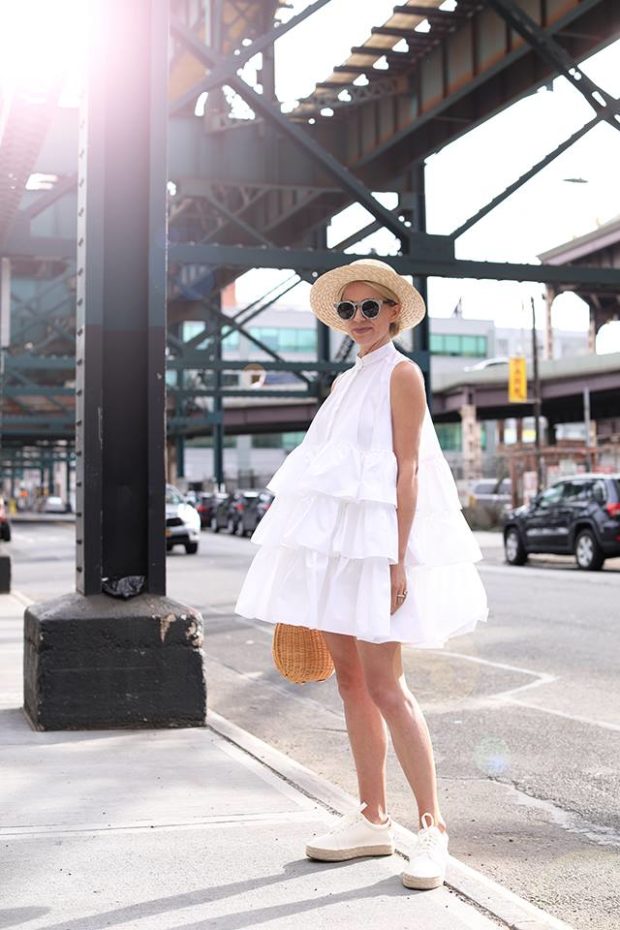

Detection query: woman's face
(339, 281), (400, 348)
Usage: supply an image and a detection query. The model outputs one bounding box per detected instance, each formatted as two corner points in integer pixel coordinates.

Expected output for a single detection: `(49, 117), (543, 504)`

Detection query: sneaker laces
(414, 828), (443, 855)
(411, 815), (446, 860)
(325, 802), (387, 837)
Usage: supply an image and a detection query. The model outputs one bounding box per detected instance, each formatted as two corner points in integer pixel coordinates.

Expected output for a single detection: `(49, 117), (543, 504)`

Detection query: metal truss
(170, 18), (410, 244)
(170, 0), (334, 115)
(488, 0), (620, 132)
(167, 243), (620, 290)
(2, 0), (620, 459)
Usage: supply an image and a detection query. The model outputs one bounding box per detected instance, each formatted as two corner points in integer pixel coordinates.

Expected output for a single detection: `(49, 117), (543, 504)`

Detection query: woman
(235, 258), (489, 890)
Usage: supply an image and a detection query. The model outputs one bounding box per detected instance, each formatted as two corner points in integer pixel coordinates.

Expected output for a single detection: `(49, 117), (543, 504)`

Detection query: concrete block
(0, 554), (11, 592)
(23, 592), (207, 730)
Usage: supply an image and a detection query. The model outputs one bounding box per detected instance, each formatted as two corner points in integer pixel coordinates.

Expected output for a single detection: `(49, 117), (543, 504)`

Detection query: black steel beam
(75, 0), (168, 596)
(170, 18), (410, 244)
(20, 173), (78, 221)
(333, 65), (372, 75)
(350, 45), (395, 56)
(3, 415), (73, 428)
(488, 0), (620, 131)
(371, 26), (434, 38)
(392, 4), (464, 18)
(168, 243), (620, 289)
(3, 386), (72, 396)
(3, 234), (76, 260)
(166, 356), (347, 372)
(170, 388), (318, 399)
(452, 115), (600, 239)
(169, 0), (333, 115)
(5, 355), (74, 371)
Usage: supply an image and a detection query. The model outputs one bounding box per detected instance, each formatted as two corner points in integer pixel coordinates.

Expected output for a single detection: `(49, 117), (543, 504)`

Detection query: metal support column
(401, 165), (431, 403)
(212, 294), (224, 488)
(174, 324), (185, 481)
(530, 298), (543, 493)
(23, 0), (207, 731)
(65, 444), (72, 511)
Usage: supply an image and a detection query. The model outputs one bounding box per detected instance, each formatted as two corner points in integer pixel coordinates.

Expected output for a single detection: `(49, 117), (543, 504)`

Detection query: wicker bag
(272, 623), (335, 685)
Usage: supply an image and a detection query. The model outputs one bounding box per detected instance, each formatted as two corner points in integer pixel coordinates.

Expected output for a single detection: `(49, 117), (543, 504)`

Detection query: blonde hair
(338, 279), (402, 337)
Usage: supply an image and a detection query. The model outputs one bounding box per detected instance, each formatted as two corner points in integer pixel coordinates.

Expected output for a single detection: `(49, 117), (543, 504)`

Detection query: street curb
(2, 590), (575, 930)
(207, 710), (575, 930)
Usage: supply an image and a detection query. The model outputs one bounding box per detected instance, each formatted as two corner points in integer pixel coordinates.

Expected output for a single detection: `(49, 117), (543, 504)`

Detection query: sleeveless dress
(234, 339), (489, 647)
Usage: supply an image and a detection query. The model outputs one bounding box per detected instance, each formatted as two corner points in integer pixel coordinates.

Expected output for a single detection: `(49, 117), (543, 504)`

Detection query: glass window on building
(249, 327), (316, 354)
(278, 329), (298, 352)
(443, 334), (461, 355)
(430, 333), (487, 357)
(282, 431), (305, 450)
(252, 431), (306, 449)
(182, 320), (239, 349)
(187, 435), (236, 448)
(251, 434), (281, 449)
(222, 328), (239, 348)
(251, 327), (279, 351)
(435, 422), (462, 452)
(297, 329), (316, 351)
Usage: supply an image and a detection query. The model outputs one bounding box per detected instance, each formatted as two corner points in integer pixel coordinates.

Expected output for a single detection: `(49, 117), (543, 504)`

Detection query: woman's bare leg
(322, 631), (389, 824)
(356, 640), (447, 832)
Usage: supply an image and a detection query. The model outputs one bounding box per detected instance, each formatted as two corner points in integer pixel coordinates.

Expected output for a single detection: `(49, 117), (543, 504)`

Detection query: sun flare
(0, 0), (86, 99)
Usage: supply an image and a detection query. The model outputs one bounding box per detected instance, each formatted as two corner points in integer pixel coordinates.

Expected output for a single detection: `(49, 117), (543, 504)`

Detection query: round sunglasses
(334, 298), (396, 321)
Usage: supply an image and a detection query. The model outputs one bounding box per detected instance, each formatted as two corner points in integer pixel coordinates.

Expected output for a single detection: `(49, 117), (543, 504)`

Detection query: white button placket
(324, 363), (362, 441)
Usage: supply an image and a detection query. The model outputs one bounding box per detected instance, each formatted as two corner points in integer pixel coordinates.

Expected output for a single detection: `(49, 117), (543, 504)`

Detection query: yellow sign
(508, 357), (527, 403)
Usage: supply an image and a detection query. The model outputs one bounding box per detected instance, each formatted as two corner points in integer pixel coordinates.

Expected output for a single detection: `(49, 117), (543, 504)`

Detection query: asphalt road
(7, 522), (620, 930)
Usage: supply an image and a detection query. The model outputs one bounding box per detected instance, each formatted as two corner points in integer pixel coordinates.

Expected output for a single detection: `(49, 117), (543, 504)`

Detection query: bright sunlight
(0, 0), (86, 99)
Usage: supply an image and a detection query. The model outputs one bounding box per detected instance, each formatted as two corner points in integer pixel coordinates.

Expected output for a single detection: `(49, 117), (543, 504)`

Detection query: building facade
(176, 303), (590, 491)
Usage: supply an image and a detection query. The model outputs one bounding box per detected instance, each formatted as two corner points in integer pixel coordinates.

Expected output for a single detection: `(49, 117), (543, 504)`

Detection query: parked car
(197, 491), (227, 528)
(210, 489), (262, 534)
(42, 496), (66, 514)
(464, 356), (509, 371)
(0, 497), (11, 542)
(468, 477), (512, 510)
(502, 473), (620, 570)
(210, 493), (235, 533)
(166, 483), (201, 554)
(239, 489), (274, 536)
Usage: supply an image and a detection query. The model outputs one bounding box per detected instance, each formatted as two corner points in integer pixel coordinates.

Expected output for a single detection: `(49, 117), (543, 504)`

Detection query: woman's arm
(389, 360), (426, 611)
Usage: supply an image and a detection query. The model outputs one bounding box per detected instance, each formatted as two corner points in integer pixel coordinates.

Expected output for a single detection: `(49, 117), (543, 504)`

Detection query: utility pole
(530, 297), (543, 493)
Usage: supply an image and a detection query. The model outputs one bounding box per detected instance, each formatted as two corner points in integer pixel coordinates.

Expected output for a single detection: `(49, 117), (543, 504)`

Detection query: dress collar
(354, 340), (398, 368)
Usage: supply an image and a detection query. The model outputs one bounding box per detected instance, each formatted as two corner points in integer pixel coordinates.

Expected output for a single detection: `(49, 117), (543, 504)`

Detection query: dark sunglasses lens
(336, 301), (356, 320)
(361, 300), (381, 318)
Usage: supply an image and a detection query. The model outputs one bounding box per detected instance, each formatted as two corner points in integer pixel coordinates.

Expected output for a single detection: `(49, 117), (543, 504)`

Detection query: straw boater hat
(309, 258), (426, 334)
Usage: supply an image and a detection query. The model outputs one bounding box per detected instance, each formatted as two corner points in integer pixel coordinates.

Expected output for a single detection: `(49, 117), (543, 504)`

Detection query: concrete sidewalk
(1, 593), (573, 930)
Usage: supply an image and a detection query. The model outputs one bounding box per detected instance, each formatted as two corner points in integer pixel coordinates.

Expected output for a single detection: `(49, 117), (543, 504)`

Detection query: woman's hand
(390, 561), (408, 615)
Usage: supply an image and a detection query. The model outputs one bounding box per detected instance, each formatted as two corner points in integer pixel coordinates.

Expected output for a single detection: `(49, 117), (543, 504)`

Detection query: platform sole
(401, 871), (445, 890)
(305, 843), (395, 861)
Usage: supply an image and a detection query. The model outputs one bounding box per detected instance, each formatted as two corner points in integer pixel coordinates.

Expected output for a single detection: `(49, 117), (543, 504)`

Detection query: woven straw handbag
(272, 623), (335, 685)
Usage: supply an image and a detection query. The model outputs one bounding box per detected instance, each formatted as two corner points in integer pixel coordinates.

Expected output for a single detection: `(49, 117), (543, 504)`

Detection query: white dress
(234, 339), (489, 647)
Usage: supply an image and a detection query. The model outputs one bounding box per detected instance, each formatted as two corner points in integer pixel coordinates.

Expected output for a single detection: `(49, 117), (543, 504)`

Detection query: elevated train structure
(0, 0), (619, 493)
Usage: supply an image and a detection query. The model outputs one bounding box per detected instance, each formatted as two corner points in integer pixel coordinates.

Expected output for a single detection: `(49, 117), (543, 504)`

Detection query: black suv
(503, 474), (620, 571)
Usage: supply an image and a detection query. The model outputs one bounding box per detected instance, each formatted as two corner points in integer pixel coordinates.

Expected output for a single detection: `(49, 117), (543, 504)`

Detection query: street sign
(508, 356), (527, 403)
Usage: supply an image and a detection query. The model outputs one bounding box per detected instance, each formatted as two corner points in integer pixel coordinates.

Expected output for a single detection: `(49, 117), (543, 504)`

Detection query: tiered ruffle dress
(234, 339), (489, 647)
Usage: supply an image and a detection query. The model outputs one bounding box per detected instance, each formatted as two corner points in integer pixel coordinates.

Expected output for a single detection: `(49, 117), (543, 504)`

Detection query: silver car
(165, 484), (201, 554)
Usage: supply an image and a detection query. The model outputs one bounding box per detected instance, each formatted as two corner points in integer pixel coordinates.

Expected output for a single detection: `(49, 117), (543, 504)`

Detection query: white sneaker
(401, 812), (449, 890)
(306, 803), (394, 861)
